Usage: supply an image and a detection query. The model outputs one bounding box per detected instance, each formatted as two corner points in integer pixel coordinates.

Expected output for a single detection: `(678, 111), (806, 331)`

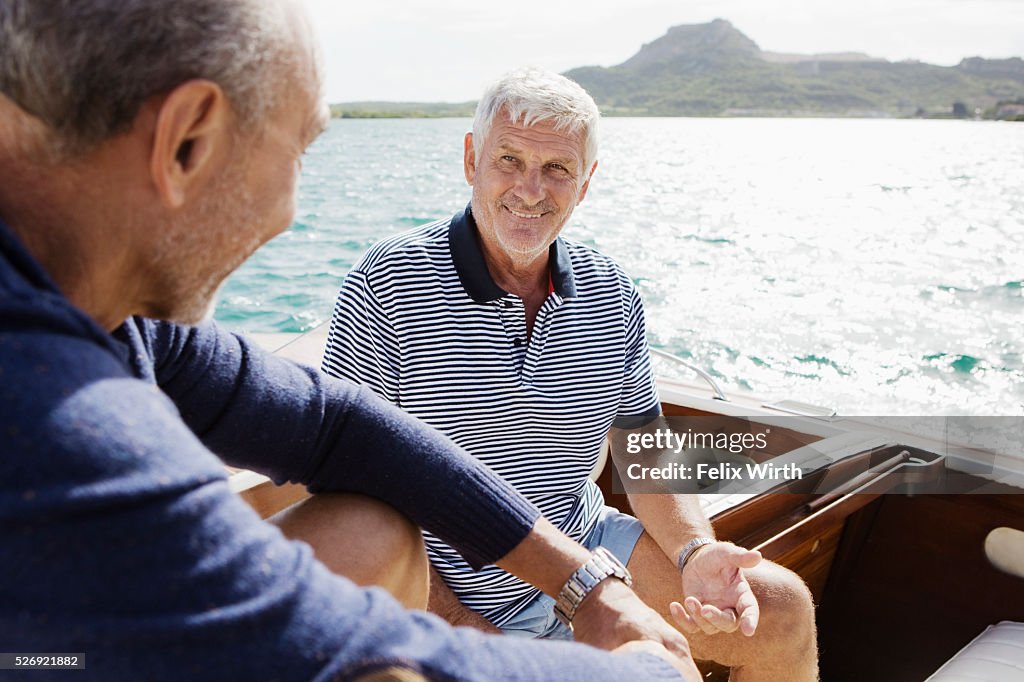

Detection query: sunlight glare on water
(216, 117), (1024, 416)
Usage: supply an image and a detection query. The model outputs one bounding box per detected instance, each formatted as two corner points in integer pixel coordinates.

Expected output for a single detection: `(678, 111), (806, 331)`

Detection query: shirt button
(513, 338), (524, 347)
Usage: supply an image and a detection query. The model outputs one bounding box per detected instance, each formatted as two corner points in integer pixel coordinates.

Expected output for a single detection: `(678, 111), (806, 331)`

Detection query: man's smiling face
(465, 109), (594, 269)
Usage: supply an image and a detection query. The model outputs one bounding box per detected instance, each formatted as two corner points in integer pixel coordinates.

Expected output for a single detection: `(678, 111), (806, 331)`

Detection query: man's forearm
(429, 565), (501, 633)
(628, 493), (715, 563)
(495, 516), (593, 597)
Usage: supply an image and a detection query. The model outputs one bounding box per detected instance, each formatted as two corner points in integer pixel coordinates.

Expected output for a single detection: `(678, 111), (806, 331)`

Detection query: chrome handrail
(649, 347), (729, 402)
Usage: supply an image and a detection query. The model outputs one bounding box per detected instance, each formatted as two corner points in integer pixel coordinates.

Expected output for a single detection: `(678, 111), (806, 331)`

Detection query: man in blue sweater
(0, 0), (701, 679)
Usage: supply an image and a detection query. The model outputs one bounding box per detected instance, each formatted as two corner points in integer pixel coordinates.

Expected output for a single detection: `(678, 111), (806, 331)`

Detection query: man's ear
(463, 132), (476, 185)
(577, 160), (598, 204)
(149, 80), (231, 209)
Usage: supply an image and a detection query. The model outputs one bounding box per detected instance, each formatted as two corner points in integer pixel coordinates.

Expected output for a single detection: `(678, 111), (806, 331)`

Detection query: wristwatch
(553, 546), (633, 629)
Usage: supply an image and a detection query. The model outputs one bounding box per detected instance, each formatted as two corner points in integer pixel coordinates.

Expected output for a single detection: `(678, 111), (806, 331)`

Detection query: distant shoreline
(329, 105), (1023, 121)
(329, 103), (475, 119)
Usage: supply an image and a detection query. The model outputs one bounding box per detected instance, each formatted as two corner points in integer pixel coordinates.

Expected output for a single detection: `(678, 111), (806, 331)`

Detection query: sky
(305, 0), (1024, 103)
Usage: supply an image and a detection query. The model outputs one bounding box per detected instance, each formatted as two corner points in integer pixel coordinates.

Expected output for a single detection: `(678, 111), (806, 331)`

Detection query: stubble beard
(475, 186), (569, 266)
(150, 166), (262, 325)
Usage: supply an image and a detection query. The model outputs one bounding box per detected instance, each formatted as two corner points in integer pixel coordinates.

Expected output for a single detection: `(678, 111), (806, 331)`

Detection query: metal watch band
(553, 546), (633, 629)
(677, 536), (715, 573)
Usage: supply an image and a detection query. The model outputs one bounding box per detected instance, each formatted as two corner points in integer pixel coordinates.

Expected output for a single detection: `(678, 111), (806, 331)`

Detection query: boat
(234, 323), (1024, 681)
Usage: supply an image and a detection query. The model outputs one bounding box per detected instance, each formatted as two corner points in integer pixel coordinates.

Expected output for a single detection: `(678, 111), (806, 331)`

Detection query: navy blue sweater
(0, 219), (677, 680)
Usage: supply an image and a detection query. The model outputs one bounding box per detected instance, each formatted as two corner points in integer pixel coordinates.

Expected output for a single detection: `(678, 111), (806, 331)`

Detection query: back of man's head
(0, 0), (297, 157)
(472, 67), (601, 171)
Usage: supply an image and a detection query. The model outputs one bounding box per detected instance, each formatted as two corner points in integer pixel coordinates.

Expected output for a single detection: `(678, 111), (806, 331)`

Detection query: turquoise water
(215, 117), (1024, 416)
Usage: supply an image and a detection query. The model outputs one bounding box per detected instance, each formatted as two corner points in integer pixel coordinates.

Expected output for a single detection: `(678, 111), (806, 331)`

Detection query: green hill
(329, 20), (1024, 119)
(564, 19), (1024, 117)
(329, 101), (475, 119)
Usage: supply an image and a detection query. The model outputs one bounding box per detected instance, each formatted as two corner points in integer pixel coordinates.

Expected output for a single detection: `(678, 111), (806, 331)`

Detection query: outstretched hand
(670, 542), (762, 637)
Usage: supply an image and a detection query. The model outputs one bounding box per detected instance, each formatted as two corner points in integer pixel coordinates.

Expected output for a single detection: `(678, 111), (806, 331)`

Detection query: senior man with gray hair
(324, 67), (819, 680)
(0, 2), (702, 680)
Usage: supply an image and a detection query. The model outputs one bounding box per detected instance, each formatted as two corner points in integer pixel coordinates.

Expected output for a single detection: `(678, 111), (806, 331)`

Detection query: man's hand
(670, 541), (762, 637)
(572, 578), (693, 661)
(613, 640), (703, 681)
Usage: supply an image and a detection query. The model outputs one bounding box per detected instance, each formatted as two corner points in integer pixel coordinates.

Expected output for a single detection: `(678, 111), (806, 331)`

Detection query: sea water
(215, 117), (1024, 416)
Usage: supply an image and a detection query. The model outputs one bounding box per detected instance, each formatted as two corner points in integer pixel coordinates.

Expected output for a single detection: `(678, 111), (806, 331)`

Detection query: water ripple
(216, 117), (1024, 416)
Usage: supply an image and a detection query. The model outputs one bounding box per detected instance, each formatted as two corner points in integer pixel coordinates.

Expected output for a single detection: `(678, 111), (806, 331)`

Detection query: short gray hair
(0, 0), (297, 155)
(472, 67), (600, 173)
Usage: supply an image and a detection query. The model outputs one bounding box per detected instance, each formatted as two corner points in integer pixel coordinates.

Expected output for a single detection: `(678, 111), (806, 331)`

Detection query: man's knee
(271, 493), (428, 605)
(749, 561), (816, 649)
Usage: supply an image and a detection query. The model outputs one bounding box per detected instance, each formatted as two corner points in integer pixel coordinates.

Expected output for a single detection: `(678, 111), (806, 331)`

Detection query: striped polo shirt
(322, 204), (660, 625)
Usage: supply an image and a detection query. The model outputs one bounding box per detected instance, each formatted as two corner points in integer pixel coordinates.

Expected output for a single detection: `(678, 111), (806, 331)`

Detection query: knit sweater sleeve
(128, 317), (538, 571)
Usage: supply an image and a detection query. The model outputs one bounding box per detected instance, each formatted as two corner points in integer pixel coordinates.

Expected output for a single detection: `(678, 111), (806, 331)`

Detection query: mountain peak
(621, 19), (761, 71)
(563, 19), (1024, 117)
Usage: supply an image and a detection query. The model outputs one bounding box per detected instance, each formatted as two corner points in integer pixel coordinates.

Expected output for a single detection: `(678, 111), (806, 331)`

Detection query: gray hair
(472, 67), (600, 173)
(0, 0), (297, 155)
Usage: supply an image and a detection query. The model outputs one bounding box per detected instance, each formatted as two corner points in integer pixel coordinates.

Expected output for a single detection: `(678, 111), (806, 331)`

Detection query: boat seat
(926, 527), (1024, 681)
(925, 621), (1024, 681)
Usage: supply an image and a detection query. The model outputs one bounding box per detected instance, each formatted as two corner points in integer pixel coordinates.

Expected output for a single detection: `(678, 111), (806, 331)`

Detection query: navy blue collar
(0, 215), (128, 359)
(448, 203), (577, 303)
(0, 216), (63, 295)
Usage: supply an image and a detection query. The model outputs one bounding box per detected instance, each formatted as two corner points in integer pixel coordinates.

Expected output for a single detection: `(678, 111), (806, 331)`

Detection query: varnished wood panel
(769, 522), (844, 602)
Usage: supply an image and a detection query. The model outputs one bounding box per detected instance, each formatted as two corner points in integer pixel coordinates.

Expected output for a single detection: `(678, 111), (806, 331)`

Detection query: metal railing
(649, 347), (729, 402)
